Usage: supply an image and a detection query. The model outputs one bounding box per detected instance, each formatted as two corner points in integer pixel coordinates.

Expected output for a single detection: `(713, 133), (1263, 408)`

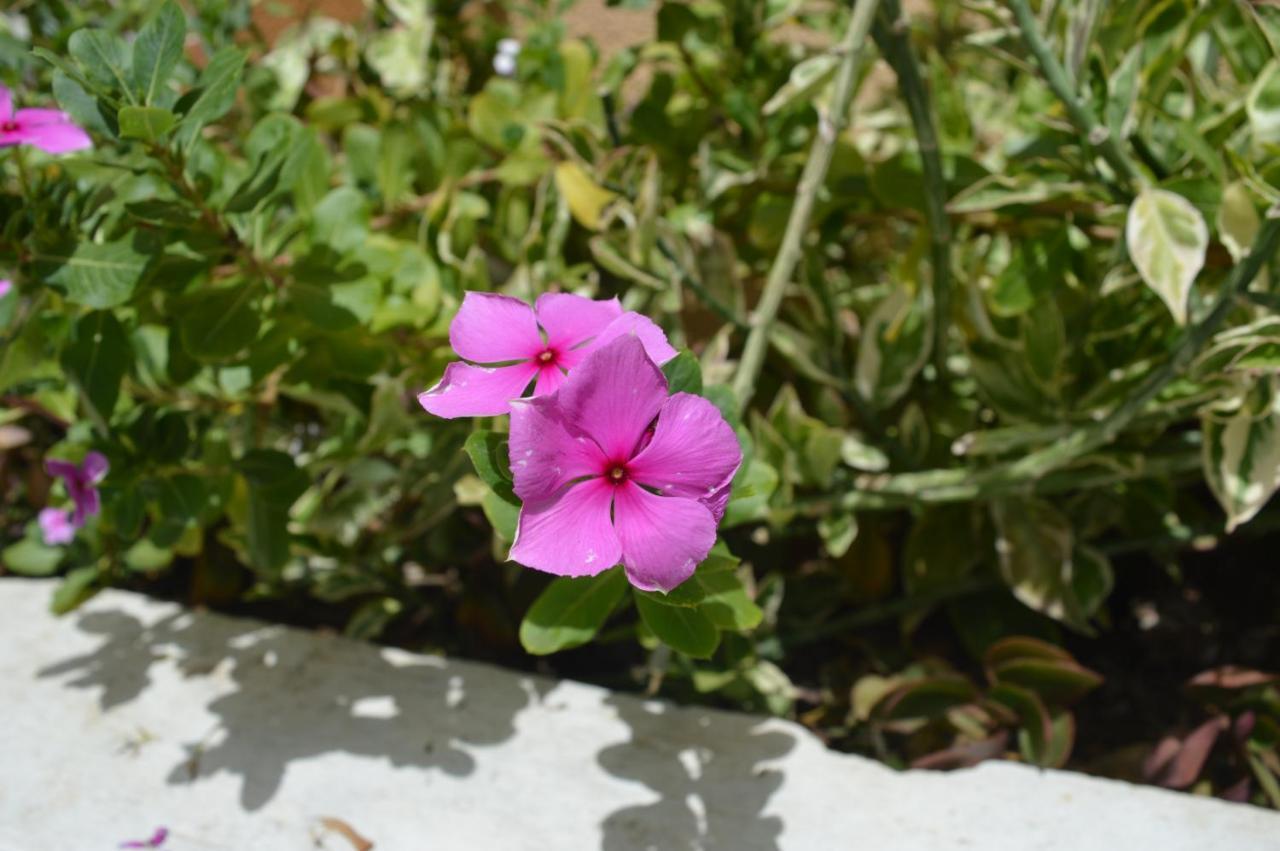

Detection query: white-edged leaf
(1202, 381), (1280, 532)
(1125, 187), (1208, 325)
(1247, 59), (1280, 145)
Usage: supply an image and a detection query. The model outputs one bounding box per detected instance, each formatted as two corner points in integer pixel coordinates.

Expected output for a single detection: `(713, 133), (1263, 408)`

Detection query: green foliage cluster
(2, 0), (1279, 803)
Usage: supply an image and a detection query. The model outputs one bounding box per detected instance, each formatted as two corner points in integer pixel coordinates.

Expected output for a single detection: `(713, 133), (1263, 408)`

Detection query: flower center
(607, 465), (627, 483)
(0, 121), (16, 132)
(536, 349), (556, 365)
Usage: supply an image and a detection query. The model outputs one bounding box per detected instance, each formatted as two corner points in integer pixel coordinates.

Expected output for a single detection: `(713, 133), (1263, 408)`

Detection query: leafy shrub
(1, 0), (1279, 804)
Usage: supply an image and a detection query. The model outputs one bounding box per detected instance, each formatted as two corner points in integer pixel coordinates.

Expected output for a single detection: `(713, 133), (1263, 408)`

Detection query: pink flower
(121, 827), (169, 848)
(507, 335), (741, 592)
(0, 279), (11, 298)
(43, 451), (109, 545)
(39, 508), (76, 546)
(418, 292), (676, 418)
(0, 84), (92, 154)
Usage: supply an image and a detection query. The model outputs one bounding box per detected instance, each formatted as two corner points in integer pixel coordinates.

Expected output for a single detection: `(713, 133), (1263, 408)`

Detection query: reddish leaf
(1153, 717), (1228, 789)
(911, 731), (1010, 771)
(991, 658), (1103, 705)
(1188, 666), (1279, 691)
(875, 676), (979, 721)
(984, 636), (1073, 674)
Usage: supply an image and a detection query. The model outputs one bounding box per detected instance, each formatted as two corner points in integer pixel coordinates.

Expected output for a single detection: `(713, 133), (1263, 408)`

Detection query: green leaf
(238, 450), (307, 574)
(2, 538), (65, 577)
(61, 311), (131, 420)
(638, 543), (762, 630)
(520, 570), (628, 655)
(124, 539), (175, 572)
(661, 350), (703, 395)
(817, 511), (858, 558)
(68, 29), (134, 99)
(119, 105), (177, 141)
(1202, 381), (1280, 532)
(51, 566), (101, 615)
(721, 458), (778, 528)
(179, 285), (260, 361)
(1125, 187), (1208, 326)
(52, 71), (113, 136)
(1218, 181), (1262, 266)
(464, 431), (514, 495)
(131, 1), (186, 106)
(855, 284), (933, 409)
(41, 241), (148, 309)
(311, 186), (371, 252)
(345, 597), (403, 641)
(634, 592), (720, 658)
(176, 46), (246, 149)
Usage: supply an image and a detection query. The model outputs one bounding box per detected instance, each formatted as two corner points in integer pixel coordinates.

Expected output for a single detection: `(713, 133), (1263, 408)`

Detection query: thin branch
(873, 0), (952, 376)
(730, 0), (883, 412)
(1007, 0), (1146, 191)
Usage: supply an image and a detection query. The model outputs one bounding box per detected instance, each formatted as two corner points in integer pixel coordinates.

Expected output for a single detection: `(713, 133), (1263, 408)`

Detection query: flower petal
(45, 459), (80, 481)
(508, 395), (606, 503)
(534, 293), (622, 351)
(701, 482), (732, 524)
(16, 119), (91, 154)
(0, 280), (11, 298)
(81, 451), (110, 483)
(628, 392), (742, 501)
(555, 335), (668, 460)
(575, 312), (677, 366)
(418, 361), (538, 418)
(509, 478), (621, 578)
(68, 480), (100, 526)
(448, 292), (543, 364)
(39, 508), (76, 546)
(613, 482), (716, 592)
(14, 107), (76, 126)
(532, 364), (567, 396)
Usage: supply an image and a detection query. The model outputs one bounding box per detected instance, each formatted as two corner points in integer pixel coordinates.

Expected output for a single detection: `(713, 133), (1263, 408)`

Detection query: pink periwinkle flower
(0, 279), (11, 298)
(41, 451), (109, 545)
(0, 84), (92, 154)
(121, 827), (169, 848)
(418, 291), (676, 418)
(507, 335), (741, 592)
(38, 508), (76, 546)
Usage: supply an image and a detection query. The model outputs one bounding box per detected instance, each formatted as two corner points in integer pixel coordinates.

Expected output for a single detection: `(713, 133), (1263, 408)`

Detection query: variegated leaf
(1125, 188), (1208, 326)
(1202, 381), (1280, 532)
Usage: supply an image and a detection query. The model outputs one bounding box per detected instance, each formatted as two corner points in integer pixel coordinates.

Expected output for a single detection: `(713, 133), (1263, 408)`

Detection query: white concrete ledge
(0, 579), (1275, 850)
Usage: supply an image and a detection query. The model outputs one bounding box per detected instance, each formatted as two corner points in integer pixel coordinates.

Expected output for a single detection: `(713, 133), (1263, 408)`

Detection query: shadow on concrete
(597, 695), (795, 851)
(39, 606), (540, 810)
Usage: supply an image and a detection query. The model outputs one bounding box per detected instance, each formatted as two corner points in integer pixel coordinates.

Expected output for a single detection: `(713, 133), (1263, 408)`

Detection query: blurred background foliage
(1, 0), (1279, 806)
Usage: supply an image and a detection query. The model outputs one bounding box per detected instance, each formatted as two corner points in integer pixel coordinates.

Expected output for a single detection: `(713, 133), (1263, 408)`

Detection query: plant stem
(829, 212), (1280, 505)
(730, 0), (883, 412)
(1007, 0), (1146, 191)
(873, 0), (952, 376)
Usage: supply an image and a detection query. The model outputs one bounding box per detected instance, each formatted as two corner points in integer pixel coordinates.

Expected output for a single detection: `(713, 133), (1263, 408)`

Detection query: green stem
(730, 0), (883, 412)
(829, 212), (1280, 505)
(1007, 0), (1146, 191)
(873, 0), (952, 375)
